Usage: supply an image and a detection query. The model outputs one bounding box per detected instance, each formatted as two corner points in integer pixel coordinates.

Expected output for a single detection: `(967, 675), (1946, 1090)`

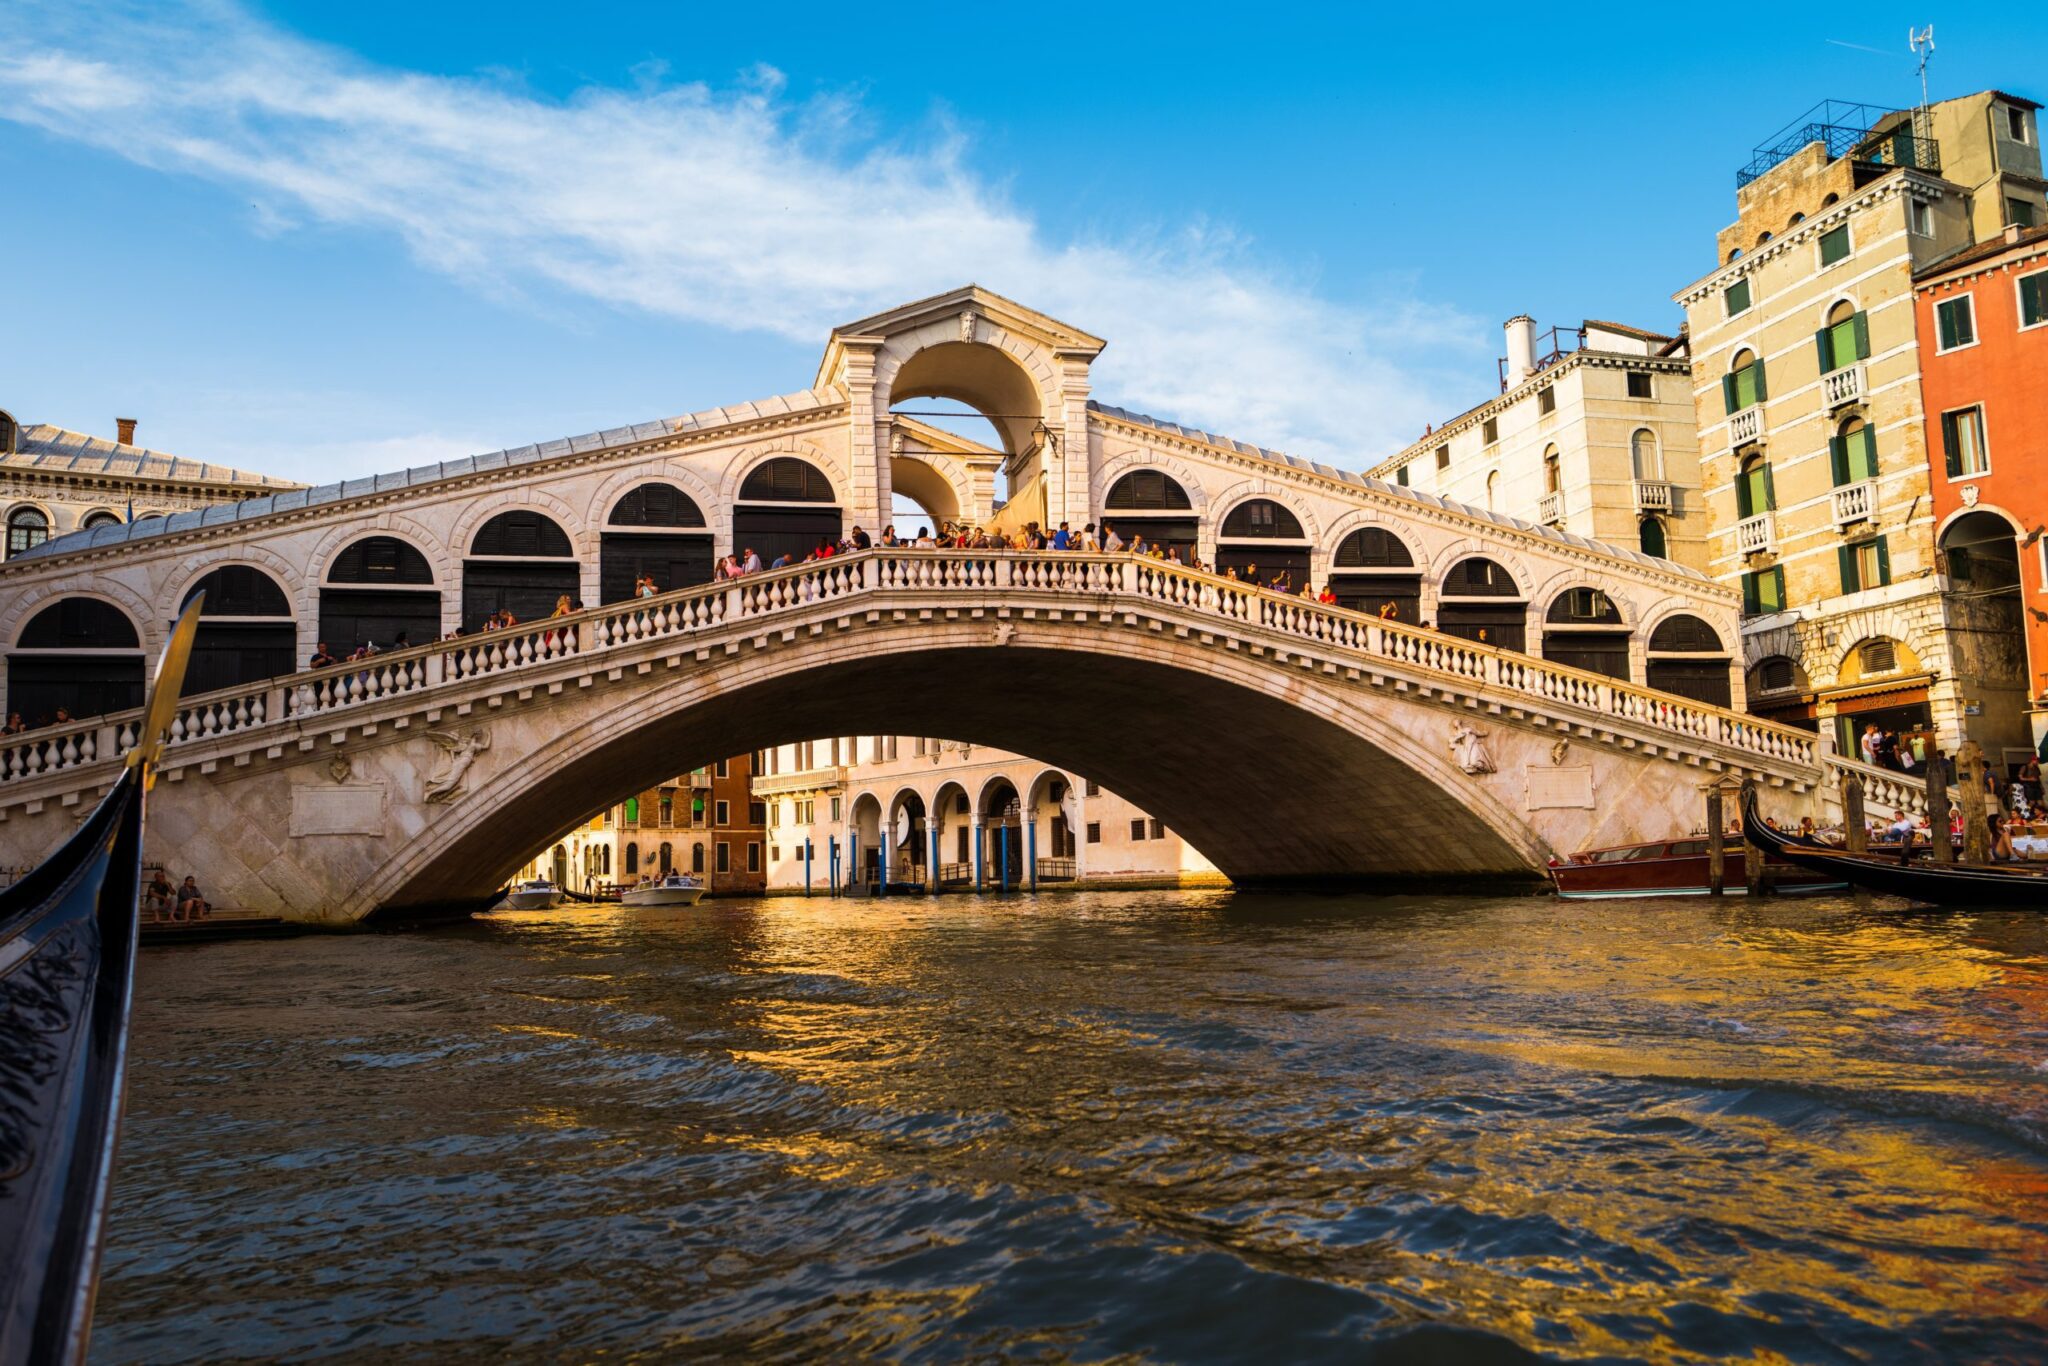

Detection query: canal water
(96, 891), (2048, 1362)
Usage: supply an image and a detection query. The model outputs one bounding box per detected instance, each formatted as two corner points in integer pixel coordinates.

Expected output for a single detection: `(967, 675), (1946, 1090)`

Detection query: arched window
(659, 842), (674, 873)
(1630, 429), (1662, 481)
(6, 506), (50, 558)
(608, 483), (706, 527)
(602, 484), (713, 601)
(1485, 471), (1499, 510)
(738, 458), (835, 503)
(319, 535), (440, 656)
(1104, 470), (1193, 510)
(735, 458), (842, 565)
(624, 843), (639, 876)
(1546, 588), (1625, 625)
(1543, 446), (1562, 494)
(1757, 231), (1773, 245)
(81, 511), (122, 531)
(1646, 614), (1731, 705)
(470, 511), (572, 558)
(1543, 588), (1630, 681)
(1639, 517), (1668, 559)
(1819, 299), (1868, 373)
(1789, 212), (1806, 226)
(1331, 527), (1415, 568)
(8, 598), (145, 722)
(1725, 349), (1765, 416)
(1750, 656), (1799, 693)
(0, 410), (16, 455)
(1438, 558), (1525, 652)
(1219, 499), (1304, 539)
(179, 566), (296, 696)
(1736, 455), (1773, 519)
(1831, 415), (1877, 486)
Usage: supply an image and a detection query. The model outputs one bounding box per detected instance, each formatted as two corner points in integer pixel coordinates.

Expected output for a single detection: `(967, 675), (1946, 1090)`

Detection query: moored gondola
(0, 601), (201, 1366)
(1741, 783), (2048, 908)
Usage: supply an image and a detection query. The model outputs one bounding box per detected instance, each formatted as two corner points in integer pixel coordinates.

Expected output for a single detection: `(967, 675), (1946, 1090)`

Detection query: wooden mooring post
(1958, 741), (1991, 865)
(1706, 787), (1725, 897)
(1841, 772), (1868, 853)
(1925, 748), (1953, 864)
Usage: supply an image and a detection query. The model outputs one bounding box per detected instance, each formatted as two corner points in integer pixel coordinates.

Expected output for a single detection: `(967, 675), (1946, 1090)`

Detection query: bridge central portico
(0, 285), (1844, 917)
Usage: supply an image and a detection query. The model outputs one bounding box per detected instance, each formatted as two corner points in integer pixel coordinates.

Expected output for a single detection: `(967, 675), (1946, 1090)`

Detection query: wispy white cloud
(0, 1), (1485, 466)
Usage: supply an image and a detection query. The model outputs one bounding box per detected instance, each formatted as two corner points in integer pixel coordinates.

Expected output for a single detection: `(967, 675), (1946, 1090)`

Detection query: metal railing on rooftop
(1736, 100), (1939, 188)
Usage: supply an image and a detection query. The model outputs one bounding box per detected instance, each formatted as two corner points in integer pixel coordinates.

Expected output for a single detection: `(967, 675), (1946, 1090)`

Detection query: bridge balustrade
(0, 549), (1819, 792)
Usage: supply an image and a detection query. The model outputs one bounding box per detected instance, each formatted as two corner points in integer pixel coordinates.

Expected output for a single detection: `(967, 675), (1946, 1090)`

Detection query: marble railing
(0, 550), (1817, 792)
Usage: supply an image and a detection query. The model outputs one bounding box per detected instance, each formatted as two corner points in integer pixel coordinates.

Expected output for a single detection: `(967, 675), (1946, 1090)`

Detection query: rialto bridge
(0, 287), (1874, 919)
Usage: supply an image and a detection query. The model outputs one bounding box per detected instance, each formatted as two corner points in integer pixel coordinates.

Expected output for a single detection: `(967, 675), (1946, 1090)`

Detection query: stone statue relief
(1449, 720), (1496, 776)
(422, 728), (491, 804)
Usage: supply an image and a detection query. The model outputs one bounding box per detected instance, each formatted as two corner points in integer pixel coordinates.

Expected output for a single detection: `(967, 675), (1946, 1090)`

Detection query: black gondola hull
(1741, 785), (2048, 908)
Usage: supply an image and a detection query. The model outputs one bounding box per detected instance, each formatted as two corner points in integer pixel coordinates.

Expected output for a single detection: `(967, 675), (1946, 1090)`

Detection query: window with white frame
(2020, 270), (2048, 329)
(2007, 104), (2032, 144)
(1935, 295), (1977, 351)
(1908, 198), (1933, 236)
(1941, 405), (1989, 478)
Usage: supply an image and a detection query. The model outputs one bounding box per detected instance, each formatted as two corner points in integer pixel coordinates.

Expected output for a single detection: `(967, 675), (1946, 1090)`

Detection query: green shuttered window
(1741, 567), (1787, 615)
(1819, 225), (1851, 266)
(1936, 295), (1976, 350)
(1837, 537), (1891, 594)
(1942, 406), (1989, 477)
(1722, 358), (1765, 415)
(1735, 461), (1774, 519)
(2020, 271), (2047, 328)
(1829, 426), (1879, 485)
(1814, 310), (1870, 372)
(1725, 278), (1751, 317)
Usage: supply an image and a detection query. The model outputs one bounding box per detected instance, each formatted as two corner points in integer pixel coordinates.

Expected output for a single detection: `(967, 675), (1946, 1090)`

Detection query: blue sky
(1, 2), (2040, 484)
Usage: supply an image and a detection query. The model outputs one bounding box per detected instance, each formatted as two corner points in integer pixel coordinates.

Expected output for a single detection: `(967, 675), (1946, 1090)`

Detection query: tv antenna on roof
(1909, 25), (1935, 110)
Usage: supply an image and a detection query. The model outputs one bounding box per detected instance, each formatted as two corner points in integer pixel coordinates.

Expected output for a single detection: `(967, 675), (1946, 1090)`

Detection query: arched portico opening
(179, 566), (296, 696)
(1543, 588), (1632, 682)
(847, 792), (884, 890)
(1438, 557), (1527, 651)
(319, 535), (440, 655)
(1329, 527), (1421, 622)
(1101, 470), (1198, 562)
(888, 455), (962, 539)
(1026, 769), (1078, 884)
(735, 458), (843, 566)
(886, 787), (929, 888)
(1215, 499), (1310, 586)
(930, 780), (973, 886)
(978, 776), (1025, 890)
(6, 598), (145, 723)
(464, 511), (579, 632)
(1645, 614), (1732, 706)
(601, 483), (713, 601)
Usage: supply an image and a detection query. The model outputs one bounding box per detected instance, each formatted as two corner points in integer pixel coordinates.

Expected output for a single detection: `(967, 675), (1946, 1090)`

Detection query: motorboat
(1743, 784), (2048, 907)
(2, 599), (202, 1364)
(1548, 835), (1847, 899)
(620, 873), (707, 907)
(502, 878), (564, 910)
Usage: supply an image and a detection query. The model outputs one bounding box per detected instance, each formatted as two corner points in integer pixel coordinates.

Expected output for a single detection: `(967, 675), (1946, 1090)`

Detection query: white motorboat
(621, 873), (707, 907)
(502, 878), (564, 910)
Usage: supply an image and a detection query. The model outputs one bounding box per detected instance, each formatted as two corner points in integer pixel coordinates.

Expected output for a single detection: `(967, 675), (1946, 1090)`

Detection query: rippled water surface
(95, 891), (2048, 1362)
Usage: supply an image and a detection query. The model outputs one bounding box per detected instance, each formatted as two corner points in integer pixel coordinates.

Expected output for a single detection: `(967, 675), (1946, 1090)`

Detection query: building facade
(754, 736), (1218, 893)
(1673, 91), (2043, 761)
(1913, 222), (2048, 768)
(1369, 317), (1707, 577)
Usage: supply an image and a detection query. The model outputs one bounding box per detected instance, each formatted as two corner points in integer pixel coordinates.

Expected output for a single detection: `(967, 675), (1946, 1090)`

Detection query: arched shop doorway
(1644, 614), (1732, 706)
(1436, 557), (1526, 651)
(319, 536), (440, 655)
(179, 566), (296, 696)
(1214, 499), (1310, 586)
(734, 458), (842, 566)
(600, 483), (713, 601)
(1543, 588), (1632, 681)
(1327, 527), (1421, 622)
(848, 792), (884, 888)
(887, 788), (929, 886)
(1826, 636), (1936, 767)
(1101, 470), (1197, 562)
(463, 511), (579, 632)
(6, 598), (145, 722)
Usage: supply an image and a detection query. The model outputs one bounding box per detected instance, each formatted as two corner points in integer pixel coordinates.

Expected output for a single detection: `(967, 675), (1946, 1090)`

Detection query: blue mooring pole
(928, 825), (939, 895)
(829, 836), (839, 897)
(850, 833), (859, 893)
(879, 838), (889, 898)
(804, 838), (812, 896)
(974, 826), (984, 891)
(999, 825), (1010, 892)
(1028, 821), (1038, 891)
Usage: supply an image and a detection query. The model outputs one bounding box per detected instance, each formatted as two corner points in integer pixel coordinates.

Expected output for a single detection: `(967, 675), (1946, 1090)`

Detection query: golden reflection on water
(94, 891), (2048, 1362)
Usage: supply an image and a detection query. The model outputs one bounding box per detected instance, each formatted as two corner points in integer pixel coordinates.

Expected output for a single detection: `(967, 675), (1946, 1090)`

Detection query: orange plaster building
(1914, 223), (2048, 766)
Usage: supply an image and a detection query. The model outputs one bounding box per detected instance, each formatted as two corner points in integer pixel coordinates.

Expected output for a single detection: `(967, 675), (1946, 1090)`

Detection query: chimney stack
(2006, 220), (2025, 246)
(115, 417), (137, 446)
(1504, 316), (1538, 381)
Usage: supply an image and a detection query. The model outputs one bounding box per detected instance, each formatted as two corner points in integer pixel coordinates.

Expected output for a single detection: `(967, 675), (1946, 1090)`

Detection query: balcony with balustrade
(1736, 513), (1776, 556)
(1830, 479), (1876, 526)
(1633, 481), (1672, 514)
(1728, 405), (1764, 448)
(1537, 491), (1563, 525)
(1821, 362), (1866, 410)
